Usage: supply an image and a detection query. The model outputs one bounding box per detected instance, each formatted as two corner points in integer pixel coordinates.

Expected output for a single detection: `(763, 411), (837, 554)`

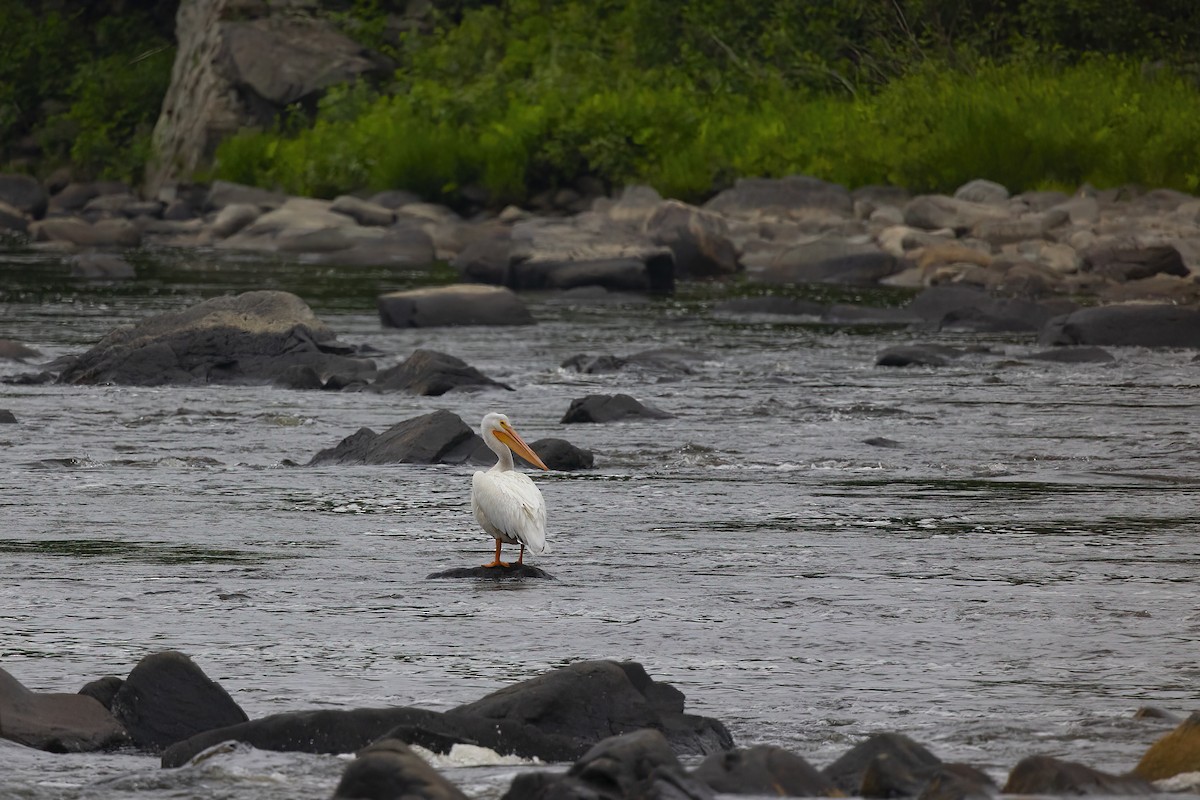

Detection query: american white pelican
(472, 412), (550, 567)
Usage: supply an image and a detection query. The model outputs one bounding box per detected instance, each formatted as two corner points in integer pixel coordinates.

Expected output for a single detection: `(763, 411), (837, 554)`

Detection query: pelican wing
(471, 470), (549, 554)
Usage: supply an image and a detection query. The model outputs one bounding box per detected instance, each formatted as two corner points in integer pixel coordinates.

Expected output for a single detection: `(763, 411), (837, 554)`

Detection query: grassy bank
(214, 56), (1200, 204)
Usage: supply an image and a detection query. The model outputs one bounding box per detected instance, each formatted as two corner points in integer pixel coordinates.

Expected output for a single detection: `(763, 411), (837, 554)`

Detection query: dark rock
(863, 437), (902, 448)
(917, 765), (998, 800)
(0, 339), (42, 361)
(1003, 755), (1155, 795)
(307, 409), (479, 466)
(712, 297), (826, 317)
(0, 173), (48, 218)
(692, 744), (833, 796)
(506, 729), (715, 800)
(0, 410), (17, 423)
(1040, 305), (1200, 348)
(163, 661), (730, 768)
(448, 660), (732, 759)
(876, 345), (966, 367)
(0, 666), (129, 752)
(333, 738), (471, 800)
(757, 241), (900, 286)
(1025, 347), (1115, 364)
(562, 394), (673, 423)
(78, 676), (123, 710)
(704, 175), (853, 216)
(427, 563), (554, 580)
(162, 707), (444, 768)
(907, 287), (1074, 332)
(1083, 244), (1188, 282)
(110, 650), (248, 752)
(58, 290), (375, 386)
(515, 256), (674, 294)
(369, 349), (512, 396)
(531, 438), (593, 471)
(1134, 710), (1200, 781)
(69, 252), (136, 280)
(273, 364), (326, 390)
(644, 200), (740, 278)
(822, 732), (941, 795)
(378, 284), (533, 328)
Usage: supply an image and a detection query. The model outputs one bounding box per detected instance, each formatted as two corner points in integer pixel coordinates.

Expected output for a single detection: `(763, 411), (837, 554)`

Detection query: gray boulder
(529, 438), (594, 471)
(110, 650), (248, 752)
(903, 195), (1010, 233)
(562, 394), (673, 423)
(58, 290), (375, 386)
(644, 200), (740, 278)
(821, 732), (941, 795)
(0, 666), (128, 752)
(755, 240), (899, 286)
(1039, 305), (1200, 348)
(29, 217), (141, 248)
(1082, 244), (1188, 282)
(953, 178), (1009, 205)
(331, 195), (395, 227)
(307, 410), (479, 467)
(704, 175), (853, 216)
(378, 284), (533, 328)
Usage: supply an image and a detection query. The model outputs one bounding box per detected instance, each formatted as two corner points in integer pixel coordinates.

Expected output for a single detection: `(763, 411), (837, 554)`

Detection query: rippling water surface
(2, 251), (1198, 799)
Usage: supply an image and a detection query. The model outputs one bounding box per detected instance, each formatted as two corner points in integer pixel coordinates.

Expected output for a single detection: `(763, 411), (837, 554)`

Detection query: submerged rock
(57, 290), (375, 386)
(1039, 304), (1200, 348)
(427, 564), (553, 580)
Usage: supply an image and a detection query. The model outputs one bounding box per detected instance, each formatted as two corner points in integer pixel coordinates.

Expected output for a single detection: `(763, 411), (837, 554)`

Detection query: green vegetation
(215, 0), (1200, 204)
(0, 1), (175, 184)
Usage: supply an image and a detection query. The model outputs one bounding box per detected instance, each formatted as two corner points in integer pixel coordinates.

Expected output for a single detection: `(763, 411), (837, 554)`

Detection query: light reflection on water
(1, 252), (1197, 797)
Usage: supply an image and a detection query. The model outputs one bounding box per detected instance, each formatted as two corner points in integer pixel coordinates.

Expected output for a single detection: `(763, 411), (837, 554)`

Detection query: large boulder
(906, 286), (1076, 333)
(821, 732), (941, 795)
(0, 667), (128, 752)
(1082, 244), (1188, 282)
(146, 3), (388, 195)
(378, 285), (534, 328)
(1134, 711), (1200, 781)
(692, 745), (834, 796)
(643, 200), (740, 278)
(307, 409), (480, 467)
(754, 239), (900, 286)
(446, 660), (731, 759)
(109, 651), (248, 752)
(162, 661), (731, 767)
(507, 217), (675, 294)
(369, 350), (512, 396)
(1002, 755), (1155, 795)
(333, 738), (471, 800)
(57, 290), (376, 386)
(1039, 304), (1200, 348)
(903, 195), (1011, 233)
(561, 394), (674, 423)
(504, 729), (715, 800)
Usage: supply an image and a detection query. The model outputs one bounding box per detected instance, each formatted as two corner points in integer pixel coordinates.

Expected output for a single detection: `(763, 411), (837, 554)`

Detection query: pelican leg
(483, 539), (511, 568)
(517, 544), (526, 565)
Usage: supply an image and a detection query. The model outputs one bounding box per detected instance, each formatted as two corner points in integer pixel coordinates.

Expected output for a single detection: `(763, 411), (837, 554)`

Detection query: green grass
(214, 56), (1200, 204)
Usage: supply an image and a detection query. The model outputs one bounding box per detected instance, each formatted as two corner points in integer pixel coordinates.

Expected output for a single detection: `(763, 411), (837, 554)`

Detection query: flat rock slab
(0, 667), (128, 752)
(378, 284), (534, 328)
(427, 564), (554, 580)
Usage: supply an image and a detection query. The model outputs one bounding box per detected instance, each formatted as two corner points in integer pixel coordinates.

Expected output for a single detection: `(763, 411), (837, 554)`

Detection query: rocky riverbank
(3, 651), (1199, 799)
(3, 172), (1200, 333)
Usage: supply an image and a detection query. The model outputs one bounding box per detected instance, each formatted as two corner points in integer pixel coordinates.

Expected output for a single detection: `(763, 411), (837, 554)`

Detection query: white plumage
(471, 412), (549, 567)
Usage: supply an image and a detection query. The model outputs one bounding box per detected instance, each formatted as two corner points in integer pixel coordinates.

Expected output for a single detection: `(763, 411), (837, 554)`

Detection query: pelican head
(481, 412), (549, 471)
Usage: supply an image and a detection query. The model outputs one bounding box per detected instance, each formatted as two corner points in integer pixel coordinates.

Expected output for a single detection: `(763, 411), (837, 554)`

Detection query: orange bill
(496, 424), (550, 470)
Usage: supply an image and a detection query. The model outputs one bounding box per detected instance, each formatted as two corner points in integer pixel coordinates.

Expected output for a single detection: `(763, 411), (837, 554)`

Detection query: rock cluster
(5, 651), (1198, 799)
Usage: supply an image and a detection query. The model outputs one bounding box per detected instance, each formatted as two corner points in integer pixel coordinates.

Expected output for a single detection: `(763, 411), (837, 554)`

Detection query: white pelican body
(471, 412), (550, 567)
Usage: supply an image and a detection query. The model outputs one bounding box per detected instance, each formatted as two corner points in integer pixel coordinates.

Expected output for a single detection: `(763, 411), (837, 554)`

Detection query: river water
(2, 250), (1197, 799)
